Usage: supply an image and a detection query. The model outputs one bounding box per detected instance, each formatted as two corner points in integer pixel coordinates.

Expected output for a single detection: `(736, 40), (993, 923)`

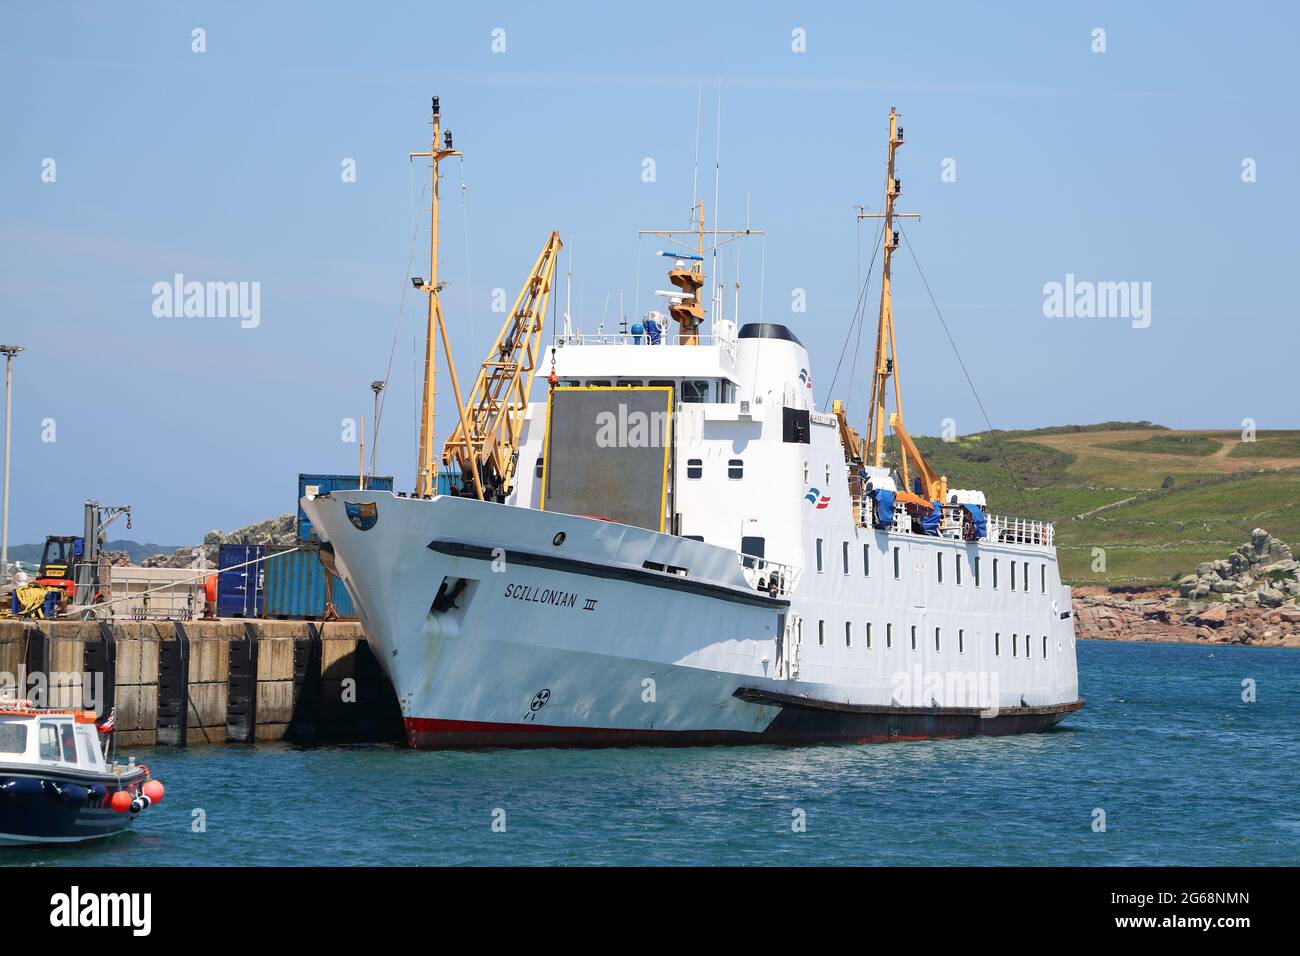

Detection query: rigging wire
(821, 207), (885, 406)
(898, 225), (1028, 510)
(374, 180), (431, 488)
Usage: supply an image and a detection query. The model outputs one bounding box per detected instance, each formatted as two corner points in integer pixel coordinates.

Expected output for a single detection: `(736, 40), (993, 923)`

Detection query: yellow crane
(441, 231), (563, 501)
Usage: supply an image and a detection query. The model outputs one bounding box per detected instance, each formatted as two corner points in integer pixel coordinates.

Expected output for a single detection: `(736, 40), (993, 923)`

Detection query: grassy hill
(910, 425), (1300, 586)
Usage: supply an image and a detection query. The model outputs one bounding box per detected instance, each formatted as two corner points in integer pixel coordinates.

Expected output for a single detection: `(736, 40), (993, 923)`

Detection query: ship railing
(986, 514), (1054, 547)
(556, 331), (736, 356)
(859, 499), (1055, 547)
(738, 553), (801, 597)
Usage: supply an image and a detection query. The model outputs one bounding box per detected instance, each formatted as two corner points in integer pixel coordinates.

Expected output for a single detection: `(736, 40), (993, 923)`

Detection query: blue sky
(1, 1), (1297, 545)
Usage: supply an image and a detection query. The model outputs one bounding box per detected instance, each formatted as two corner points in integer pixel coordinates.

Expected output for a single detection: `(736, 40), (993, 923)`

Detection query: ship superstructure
(301, 101), (1082, 748)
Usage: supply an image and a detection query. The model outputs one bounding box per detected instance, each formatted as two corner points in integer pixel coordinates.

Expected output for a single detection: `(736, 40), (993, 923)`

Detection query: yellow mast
(858, 107), (922, 492)
(410, 97), (480, 499)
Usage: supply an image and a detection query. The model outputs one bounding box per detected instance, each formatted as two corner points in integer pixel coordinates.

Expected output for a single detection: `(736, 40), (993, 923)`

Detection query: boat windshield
(0, 718), (27, 755)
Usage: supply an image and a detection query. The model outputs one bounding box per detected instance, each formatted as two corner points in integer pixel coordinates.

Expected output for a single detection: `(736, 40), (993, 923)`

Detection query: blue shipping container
(217, 544), (266, 618)
(297, 473), (395, 542)
(263, 545), (357, 619)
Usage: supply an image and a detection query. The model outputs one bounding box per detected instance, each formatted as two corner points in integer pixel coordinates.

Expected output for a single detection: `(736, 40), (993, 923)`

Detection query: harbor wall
(0, 619), (403, 747)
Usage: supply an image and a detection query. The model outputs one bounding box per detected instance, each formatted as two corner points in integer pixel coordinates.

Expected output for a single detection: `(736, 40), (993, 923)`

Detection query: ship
(301, 99), (1083, 748)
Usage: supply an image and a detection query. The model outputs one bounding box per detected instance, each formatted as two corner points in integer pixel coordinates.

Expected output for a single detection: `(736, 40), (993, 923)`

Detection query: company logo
(345, 501), (379, 531)
(803, 487), (830, 510)
(797, 368), (813, 389)
(49, 886), (151, 936)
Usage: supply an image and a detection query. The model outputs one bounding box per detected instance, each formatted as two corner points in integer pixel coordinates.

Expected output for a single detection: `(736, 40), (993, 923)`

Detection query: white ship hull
(303, 490), (1082, 748)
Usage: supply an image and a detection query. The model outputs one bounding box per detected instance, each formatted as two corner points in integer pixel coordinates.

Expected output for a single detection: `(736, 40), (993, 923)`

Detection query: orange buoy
(142, 780), (165, 804)
(110, 790), (132, 813)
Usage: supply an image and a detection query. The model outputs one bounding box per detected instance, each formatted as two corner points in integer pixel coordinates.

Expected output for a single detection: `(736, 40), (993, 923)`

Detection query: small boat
(0, 698), (164, 846)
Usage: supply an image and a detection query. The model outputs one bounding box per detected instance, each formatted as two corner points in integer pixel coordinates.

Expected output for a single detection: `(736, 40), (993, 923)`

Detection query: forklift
(31, 502), (131, 612)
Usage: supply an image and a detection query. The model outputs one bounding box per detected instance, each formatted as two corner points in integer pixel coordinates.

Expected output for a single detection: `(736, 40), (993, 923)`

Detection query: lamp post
(0, 345), (23, 585)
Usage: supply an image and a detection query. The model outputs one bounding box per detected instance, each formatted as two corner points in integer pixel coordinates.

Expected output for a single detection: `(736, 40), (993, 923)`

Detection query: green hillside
(910, 425), (1300, 586)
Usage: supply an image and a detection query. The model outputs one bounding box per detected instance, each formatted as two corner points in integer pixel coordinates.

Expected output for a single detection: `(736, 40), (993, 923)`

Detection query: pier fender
(130, 793), (152, 814)
(87, 783), (107, 805)
(59, 783), (89, 807)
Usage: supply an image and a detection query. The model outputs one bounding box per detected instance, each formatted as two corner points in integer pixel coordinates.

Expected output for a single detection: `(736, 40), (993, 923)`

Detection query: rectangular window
(687, 458), (703, 479)
(38, 724), (59, 760)
(956, 555), (962, 586)
(886, 623), (893, 648)
(934, 627), (941, 652)
(1043, 635), (1049, 659)
(1010, 561), (1016, 591)
(865, 623), (873, 649)
(1012, 634), (1018, 658)
(937, 553), (944, 584)
(994, 633), (1000, 656)
(727, 458), (743, 480)
(842, 541), (850, 575)
(893, 547), (901, 579)
(58, 723), (77, 764)
(535, 456), (545, 478)
(863, 544), (870, 576)
(1041, 564), (1046, 594)
(959, 629), (965, 655)
(845, 622), (853, 647)
(974, 556), (981, 587)
(818, 620), (825, 646)
(740, 536), (765, 569)
(616, 379), (644, 387)
(0, 719), (27, 755)
(993, 559), (999, 589)
(910, 625), (917, 651)
(683, 380), (709, 403)
(1023, 562), (1030, 592)
(816, 539), (824, 573)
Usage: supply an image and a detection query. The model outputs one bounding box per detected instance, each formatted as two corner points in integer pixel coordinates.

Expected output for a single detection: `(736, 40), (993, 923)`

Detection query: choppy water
(4, 641), (1296, 866)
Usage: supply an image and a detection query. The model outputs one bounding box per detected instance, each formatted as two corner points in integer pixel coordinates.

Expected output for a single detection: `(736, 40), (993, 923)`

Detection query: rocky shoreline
(1073, 529), (1300, 649)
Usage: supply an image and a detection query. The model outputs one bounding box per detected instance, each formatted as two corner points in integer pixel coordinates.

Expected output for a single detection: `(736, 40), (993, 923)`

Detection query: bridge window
(559, 379), (580, 387)
(1010, 561), (1016, 591)
(862, 544), (870, 576)
(1042, 635), (1049, 659)
(956, 555), (963, 586)
(1023, 562), (1030, 592)
(842, 541), (850, 574)
(616, 379), (643, 387)
(587, 380), (611, 387)
(38, 724), (59, 760)
(727, 459), (744, 480)
(816, 538), (824, 572)
(683, 380), (709, 403)
(1012, 634), (1018, 658)
(686, 459), (702, 479)
(720, 380), (736, 403)
(740, 536), (765, 569)
(0, 720), (27, 755)
(818, 620), (825, 646)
